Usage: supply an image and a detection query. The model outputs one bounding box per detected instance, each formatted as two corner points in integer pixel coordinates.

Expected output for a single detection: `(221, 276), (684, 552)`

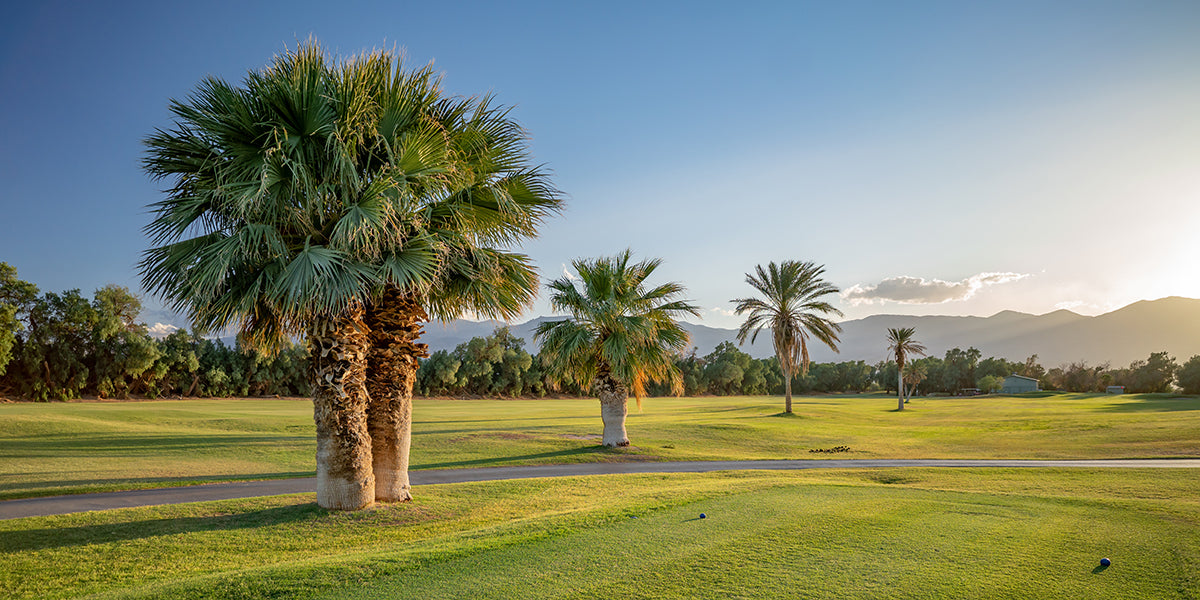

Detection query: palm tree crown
(140, 42), (560, 348)
(535, 250), (700, 400)
(731, 260), (843, 413)
(886, 327), (927, 370)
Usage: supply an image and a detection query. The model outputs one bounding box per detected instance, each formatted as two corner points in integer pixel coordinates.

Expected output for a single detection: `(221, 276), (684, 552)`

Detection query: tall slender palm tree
(731, 261), (843, 414)
(886, 327), (927, 411)
(140, 43), (561, 509)
(535, 251), (699, 447)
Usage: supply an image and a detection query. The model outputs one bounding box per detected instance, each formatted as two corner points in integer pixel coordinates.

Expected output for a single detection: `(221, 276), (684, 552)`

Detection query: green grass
(1, 393), (1198, 499)
(2, 469), (1197, 599)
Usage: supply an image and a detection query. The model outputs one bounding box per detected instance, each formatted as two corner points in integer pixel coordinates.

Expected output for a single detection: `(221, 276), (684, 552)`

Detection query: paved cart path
(3, 458), (1198, 520)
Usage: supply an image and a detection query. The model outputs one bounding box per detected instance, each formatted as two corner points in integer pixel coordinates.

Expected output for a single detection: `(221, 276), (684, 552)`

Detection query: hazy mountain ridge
(418, 297), (1200, 367)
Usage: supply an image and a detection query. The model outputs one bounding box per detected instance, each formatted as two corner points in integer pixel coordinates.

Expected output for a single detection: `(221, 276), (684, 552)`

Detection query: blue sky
(2, 0), (1198, 332)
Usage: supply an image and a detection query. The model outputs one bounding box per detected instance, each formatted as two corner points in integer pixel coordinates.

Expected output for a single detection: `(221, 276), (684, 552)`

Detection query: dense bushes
(1041, 351), (1180, 393)
(414, 336), (878, 398)
(0, 264), (308, 400)
(414, 328), (546, 397)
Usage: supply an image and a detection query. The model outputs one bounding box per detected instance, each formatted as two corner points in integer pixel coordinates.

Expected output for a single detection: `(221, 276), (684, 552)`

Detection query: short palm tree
(535, 251), (699, 447)
(902, 361), (928, 402)
(886, 327), (927, 411)
(141, 43), (560, 509)
(731, 261), (843, 414)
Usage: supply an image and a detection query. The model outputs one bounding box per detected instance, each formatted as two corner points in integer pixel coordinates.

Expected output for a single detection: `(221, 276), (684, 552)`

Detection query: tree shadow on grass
(0, 472), (315, 500)
(1, 502), (322, 553)
(1, 433), (310, 454)
(415, 445), (631, 470)
(418, 415), (593, 426)
(1095, 395), (1199, 413)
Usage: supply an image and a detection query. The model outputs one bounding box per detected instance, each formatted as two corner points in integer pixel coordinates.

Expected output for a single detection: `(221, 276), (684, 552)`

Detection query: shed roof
(1005, 374), (1039, 382)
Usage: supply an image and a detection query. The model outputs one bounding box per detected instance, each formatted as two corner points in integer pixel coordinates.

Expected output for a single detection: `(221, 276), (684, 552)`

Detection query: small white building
(1001, 374), (1040, 394)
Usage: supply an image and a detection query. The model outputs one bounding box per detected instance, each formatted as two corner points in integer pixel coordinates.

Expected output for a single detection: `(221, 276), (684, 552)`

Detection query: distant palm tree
(731, 261), (843, 414)
(886, 327), (927, 411)
(535, 251), (699, 446)
(902, 361), (928, 402)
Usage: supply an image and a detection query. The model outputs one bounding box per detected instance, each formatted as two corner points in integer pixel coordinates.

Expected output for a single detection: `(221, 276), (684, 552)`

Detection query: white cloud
(843, 272), (1030, 305)
(709, 306), (736, 317)
(147, 322), (179, 338)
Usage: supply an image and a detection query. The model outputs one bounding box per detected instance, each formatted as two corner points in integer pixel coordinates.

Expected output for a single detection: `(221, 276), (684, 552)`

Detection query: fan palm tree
(140, 43), (561, 508)
(362, 97), (560, 502)
(535, 251), (699, 447)
(886, 327), (927, 411)
(731, 261), (843, 414)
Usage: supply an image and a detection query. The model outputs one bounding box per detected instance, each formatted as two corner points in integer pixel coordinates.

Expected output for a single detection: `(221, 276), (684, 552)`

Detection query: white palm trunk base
(598, 390), (630, 447)
(897, 369), (905, 411)
(316, 441), (374, 509)
(372, 401), (412, 502)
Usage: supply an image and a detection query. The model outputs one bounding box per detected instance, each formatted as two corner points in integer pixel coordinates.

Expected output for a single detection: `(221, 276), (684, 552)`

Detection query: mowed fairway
(1, 393), (1198, 499)
(2, 394), (1198, 599)
(1, 470), (1197, 599)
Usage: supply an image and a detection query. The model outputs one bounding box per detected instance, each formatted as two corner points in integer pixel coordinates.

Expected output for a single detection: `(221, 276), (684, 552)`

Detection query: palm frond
(141, 40), (562, 351)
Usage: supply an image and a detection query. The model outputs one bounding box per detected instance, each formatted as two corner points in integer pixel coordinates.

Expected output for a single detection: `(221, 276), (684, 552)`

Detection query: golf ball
(699, 513), (707, 519)
(1100, 558), (1111, 567)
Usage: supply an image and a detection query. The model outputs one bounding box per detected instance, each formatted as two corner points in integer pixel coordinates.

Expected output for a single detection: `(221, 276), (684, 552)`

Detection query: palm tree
(886, 327), (927, 411)
(535, 251), (699, 447)
(902, 361), (928, 402)
(731, 261), (843, 414)
(361, 96), (560, 502)
(140, 43), (561, 508)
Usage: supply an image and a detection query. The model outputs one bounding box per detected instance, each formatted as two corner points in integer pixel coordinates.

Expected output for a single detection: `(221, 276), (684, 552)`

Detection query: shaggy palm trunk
(595, 374), (630, 447)
(309, 302), (374, 510)
(897, 362), (905, 411)
(364, 288), (429, 503)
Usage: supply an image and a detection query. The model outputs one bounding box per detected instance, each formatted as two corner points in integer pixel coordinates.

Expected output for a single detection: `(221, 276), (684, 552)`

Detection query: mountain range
(416, 296), (1200, 367)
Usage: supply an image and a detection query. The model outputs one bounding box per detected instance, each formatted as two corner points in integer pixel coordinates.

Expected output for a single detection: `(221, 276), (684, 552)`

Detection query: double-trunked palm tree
(535, 251), (698, 447)
(141, 43), (560, 510)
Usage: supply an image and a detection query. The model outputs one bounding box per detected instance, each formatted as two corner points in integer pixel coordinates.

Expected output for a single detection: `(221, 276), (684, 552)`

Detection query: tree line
(5, 263), (1198, 401)
(414, 328), (1200, 398)
(0, 264), (308, 400)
